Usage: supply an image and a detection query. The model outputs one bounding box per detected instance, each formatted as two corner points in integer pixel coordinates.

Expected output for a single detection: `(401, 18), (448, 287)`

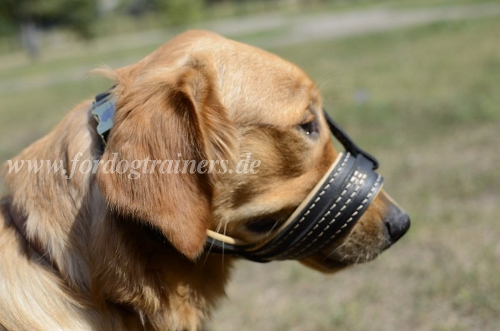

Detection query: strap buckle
(91, 93), (115, 147)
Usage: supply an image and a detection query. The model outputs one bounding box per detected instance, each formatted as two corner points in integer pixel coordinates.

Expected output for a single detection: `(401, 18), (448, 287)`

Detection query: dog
(0, 30), (409, 331)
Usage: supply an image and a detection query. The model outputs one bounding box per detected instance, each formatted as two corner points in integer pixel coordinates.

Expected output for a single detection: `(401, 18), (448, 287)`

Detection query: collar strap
(89, 95), (376, 170)
(205, 110), (383, 262)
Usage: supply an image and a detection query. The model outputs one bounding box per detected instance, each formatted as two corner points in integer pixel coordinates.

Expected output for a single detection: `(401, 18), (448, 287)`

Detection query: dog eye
(297, 119), (319, 139)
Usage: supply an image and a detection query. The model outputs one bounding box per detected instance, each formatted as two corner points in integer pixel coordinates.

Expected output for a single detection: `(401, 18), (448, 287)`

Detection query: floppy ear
(96, 59), (237, 259)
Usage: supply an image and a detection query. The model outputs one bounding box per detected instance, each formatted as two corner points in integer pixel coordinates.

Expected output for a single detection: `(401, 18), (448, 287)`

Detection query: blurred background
(1, 0), (499, 330)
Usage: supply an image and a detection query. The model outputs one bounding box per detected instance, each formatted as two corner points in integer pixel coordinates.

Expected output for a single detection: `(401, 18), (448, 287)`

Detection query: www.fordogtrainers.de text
(7, 152), (261, 179)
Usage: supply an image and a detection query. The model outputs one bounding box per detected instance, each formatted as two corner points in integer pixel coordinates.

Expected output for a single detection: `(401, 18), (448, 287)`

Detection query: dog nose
(385, 208), (410, 244)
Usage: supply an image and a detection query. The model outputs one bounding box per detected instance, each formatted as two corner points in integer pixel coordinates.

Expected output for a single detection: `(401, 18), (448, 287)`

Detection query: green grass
(1, 9), (499, 331)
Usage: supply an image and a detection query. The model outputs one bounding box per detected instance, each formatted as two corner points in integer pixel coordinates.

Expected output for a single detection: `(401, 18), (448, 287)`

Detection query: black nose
(384, 208), (410, 244)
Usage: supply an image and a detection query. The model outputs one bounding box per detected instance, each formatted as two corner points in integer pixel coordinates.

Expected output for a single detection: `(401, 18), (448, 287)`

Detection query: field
(1, 3), (499, 331)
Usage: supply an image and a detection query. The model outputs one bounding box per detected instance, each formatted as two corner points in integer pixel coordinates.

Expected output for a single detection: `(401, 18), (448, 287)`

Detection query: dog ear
(96, 59), (237, 260)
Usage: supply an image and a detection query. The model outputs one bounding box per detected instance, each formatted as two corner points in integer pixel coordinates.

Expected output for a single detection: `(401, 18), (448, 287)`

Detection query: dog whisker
(220, 222), (231, 266)
(323, 241), (348, 261)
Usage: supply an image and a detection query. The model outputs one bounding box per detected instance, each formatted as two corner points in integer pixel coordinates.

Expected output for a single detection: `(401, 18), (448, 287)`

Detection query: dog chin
(300, 255), (350, 274)
(300, 244), (388, 273)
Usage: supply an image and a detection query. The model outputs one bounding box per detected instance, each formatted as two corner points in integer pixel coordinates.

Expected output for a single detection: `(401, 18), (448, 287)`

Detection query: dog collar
(205, 111), (384, 262)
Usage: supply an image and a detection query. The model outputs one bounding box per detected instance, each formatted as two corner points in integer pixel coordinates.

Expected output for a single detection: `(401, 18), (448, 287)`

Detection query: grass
(1, 7), (500, 331)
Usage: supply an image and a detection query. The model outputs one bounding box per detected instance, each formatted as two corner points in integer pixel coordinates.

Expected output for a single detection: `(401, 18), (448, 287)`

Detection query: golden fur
(0, 30), (406, 331)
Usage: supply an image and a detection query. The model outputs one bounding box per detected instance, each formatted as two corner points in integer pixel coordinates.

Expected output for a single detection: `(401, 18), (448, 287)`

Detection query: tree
(0, 0), (96, 58)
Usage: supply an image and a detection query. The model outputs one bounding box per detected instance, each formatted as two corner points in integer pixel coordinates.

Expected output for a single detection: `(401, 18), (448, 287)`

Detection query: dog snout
(378, 191), (410, 245)
(384, 206), (410, 244)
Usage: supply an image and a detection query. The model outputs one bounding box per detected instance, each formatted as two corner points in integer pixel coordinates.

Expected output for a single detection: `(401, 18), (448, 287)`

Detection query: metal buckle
(91, 94), (115, 147)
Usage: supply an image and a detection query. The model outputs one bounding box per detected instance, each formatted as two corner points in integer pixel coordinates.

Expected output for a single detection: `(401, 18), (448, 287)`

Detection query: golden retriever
(0, 30), (409, 331)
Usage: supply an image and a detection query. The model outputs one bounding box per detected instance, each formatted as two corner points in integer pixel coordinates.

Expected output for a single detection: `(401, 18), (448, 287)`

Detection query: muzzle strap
(323, 111), (379, 170)
(205, 110), (383, 262)
(245, 154), (382, 261)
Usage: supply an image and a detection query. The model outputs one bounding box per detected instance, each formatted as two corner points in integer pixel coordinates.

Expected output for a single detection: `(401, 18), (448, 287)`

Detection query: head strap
(88, 91), (383, 262)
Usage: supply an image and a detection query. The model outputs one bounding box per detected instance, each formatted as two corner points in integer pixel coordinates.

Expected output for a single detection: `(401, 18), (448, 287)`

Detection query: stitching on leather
(257, 153), (351, 255)
(288, 170), (366, 257)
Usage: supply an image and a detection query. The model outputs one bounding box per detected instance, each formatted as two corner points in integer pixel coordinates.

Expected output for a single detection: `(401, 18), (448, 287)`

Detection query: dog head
(96, 30), (409, 271)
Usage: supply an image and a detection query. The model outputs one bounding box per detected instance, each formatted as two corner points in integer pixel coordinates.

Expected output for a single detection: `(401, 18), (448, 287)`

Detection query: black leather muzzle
(205, 111), (383, 262)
